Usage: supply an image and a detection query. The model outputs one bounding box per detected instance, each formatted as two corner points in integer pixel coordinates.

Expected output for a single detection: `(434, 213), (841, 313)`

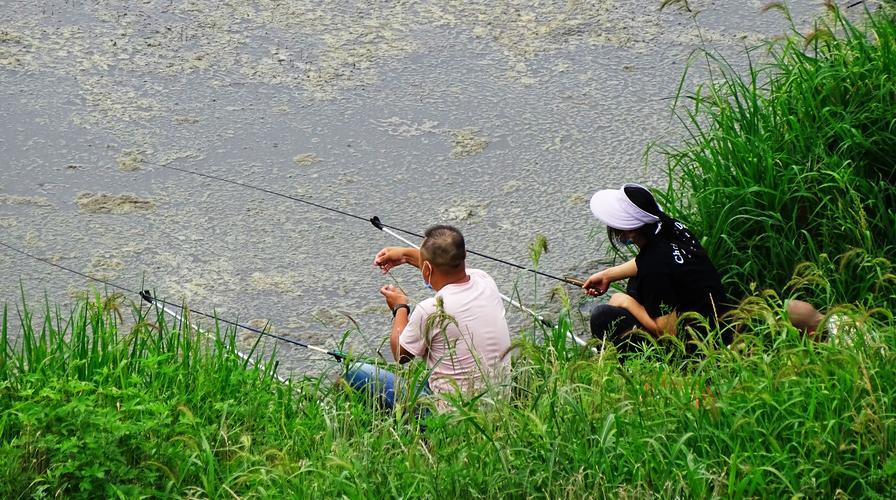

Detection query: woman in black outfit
(582, 183), (729, 353)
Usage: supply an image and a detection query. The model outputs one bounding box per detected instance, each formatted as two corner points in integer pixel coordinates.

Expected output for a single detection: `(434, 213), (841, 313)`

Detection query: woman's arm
(608, 292), (676, 337)
(583, 258), (637, 296)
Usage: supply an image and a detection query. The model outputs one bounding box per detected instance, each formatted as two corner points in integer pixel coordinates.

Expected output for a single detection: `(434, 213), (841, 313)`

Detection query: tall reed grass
(657, 5), (896, 309)
(1, 291), (894, 497)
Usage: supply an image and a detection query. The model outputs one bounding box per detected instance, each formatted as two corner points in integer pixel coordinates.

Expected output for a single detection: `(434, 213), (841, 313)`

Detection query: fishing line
(142, 159), (595, 350)
(0, 240), (348, 362)
(376, 228), (593, 351)
(141, 290), (289, 383)
(144, 159), (581, 286)
(368, 216), (578, 285)
(140, 291), (348, 361)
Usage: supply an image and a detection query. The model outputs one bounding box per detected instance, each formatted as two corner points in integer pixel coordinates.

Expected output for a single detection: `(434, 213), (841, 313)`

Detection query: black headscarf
(623, 185), (707, 259)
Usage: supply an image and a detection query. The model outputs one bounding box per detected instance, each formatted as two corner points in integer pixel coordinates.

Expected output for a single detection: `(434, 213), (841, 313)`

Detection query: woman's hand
(582, 270), (612, 296)
(582, 259), (638, 296)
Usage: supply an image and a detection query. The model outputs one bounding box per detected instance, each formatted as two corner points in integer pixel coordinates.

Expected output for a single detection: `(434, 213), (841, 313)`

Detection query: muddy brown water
(1, 0), (829, 377)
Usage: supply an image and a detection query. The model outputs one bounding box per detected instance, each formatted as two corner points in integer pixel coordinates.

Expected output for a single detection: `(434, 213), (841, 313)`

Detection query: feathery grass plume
(659, 0), (692, 13)
(760, 1), (789, 15)
(723, 289), (794, 348)
(549, 284), (571, 311)
(528, 233), (548, 270)
(785, 251), (896, 307)
(883, 1), (896, 15)
(525, 234), (551, 338)
(422, 295), (458, 353)
(803, 27), (835, 47)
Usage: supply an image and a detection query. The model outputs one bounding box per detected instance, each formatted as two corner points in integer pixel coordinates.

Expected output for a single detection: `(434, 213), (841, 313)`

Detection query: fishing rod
(368, 220), (594, 351)
(140, 159), (595, 351)
(143, 159), (583, 287)
(139, 290), (288, 383)
(0, 239), (349, 363)
(139, 291), (348, 362)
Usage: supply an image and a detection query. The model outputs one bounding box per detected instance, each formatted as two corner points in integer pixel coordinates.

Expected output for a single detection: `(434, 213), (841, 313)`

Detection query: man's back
(399, 268), (512, 395)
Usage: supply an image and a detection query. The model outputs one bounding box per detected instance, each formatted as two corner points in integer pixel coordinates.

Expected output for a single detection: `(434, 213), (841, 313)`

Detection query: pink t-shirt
(399, 268), (512, 397)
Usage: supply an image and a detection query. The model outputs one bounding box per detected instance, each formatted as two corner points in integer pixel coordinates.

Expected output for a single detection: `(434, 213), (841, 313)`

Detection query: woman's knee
(591, 303), (621, 322)
(607, 292), (631, 307)
(590, 304), (631, 337)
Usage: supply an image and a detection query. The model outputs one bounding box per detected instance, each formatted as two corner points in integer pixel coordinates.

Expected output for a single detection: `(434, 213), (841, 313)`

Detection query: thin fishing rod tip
(139, 290), (154, 303)
(370, 216), (383, 230)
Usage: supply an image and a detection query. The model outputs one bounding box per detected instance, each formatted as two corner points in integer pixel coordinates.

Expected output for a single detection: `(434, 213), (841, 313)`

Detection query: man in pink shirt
(344, 225), (512, 410)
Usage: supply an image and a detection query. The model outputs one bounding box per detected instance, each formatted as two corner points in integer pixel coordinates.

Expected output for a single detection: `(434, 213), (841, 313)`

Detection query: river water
(1, 0), (826, 377)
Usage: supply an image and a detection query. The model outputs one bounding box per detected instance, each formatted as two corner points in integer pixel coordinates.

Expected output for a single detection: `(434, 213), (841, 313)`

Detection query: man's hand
(374, 247), (410, 273)
(582, 270), (612, 296)
(379, 284), (408, 310)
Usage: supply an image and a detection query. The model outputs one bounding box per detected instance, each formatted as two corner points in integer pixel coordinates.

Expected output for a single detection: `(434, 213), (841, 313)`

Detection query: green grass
(3, 4), (896, 498)
(656, 5), (896, 309)
(1, 291), (894, 497)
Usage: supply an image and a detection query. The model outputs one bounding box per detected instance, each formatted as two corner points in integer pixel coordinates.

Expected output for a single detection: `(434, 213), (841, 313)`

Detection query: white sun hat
(589, 183), (660, 230)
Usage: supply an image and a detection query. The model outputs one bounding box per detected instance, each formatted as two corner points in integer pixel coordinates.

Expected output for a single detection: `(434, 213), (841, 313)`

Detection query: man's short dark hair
(421, 225), (466, 272)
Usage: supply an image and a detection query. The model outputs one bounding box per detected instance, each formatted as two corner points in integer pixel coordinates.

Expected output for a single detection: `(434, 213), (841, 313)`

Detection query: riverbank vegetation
(2, 4), (895, 498)
(2, 290), (894, 497)
(658, 3), (896, 310)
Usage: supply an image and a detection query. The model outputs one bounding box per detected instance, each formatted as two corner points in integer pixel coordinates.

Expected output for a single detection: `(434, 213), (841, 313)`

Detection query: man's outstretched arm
(374, 247), (422, 272)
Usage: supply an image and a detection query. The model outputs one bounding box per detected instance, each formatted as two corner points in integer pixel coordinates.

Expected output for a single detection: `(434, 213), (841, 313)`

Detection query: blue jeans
(344, 362), (432, 410)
